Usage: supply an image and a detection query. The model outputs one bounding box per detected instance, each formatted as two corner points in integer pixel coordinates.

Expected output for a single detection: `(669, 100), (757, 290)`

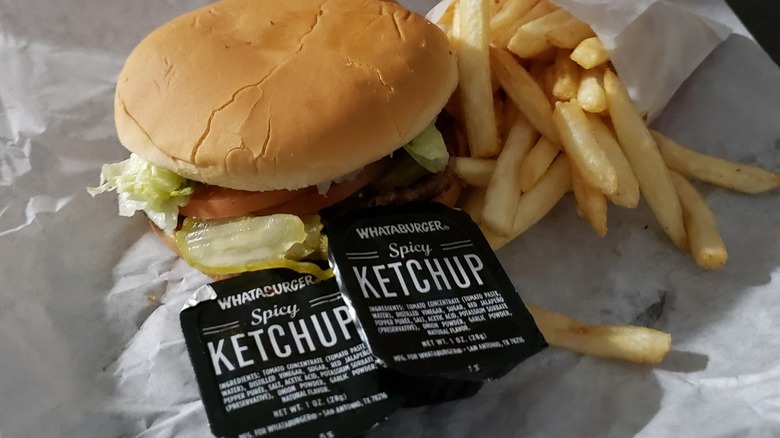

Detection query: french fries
(455, 0), (500, 157)
(519, 136), (559, 192)
(509, 154), (572, 239)
(444, 0), (778, 364)
(489, 0), (539, 43)
(526, 303), (672, 364)
(507, 8), (575, 58)
(570, 36), (610, 69)
(571, 166), (608, 236)
(452, 157), (497, 187)
(652, 130), (780, 194)
(603, 70), (688, 250)
(482, 113), (539, 235)
(545, 14), (596, 49)
(552, 100), (617, 196)
(587, 114), (640, 208)
(669, 171), (728, 270)
(551, 49), (579, 101)
(577, 67), (607, 113)
(493, 0), (557, 48)
(490, 47), (561, 144)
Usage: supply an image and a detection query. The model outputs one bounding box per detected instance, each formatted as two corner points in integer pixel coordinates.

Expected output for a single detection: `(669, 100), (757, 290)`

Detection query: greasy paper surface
(0, 0), (778, 437)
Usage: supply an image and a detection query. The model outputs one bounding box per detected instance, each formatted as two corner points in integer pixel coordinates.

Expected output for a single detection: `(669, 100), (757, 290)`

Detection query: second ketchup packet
(326, 202), (547, 382)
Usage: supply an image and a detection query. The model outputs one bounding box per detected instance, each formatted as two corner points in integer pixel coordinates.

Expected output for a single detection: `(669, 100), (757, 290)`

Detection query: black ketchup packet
(180, 268), (402, 438)
(326, 202), (547, 384)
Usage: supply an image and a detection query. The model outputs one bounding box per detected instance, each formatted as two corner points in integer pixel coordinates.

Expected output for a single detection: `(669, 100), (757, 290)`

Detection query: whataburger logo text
(355, 220), (449, 239)
(217, 274), (321, 310)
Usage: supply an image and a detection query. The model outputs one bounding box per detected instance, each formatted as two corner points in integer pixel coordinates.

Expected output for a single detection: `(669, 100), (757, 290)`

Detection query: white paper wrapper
(0, 0), (778, 437)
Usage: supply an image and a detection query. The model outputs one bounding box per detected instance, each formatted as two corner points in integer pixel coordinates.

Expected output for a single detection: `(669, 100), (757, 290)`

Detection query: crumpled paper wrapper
(0, 0), (778, 437)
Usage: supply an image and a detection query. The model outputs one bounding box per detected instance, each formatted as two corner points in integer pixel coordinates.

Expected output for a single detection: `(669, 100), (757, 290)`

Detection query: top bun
(115, 0), (458, 191)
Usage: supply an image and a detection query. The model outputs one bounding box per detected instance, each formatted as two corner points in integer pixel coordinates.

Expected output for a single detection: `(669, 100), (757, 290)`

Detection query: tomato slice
(252, 163), (384, 216)
(180, 184), (314, 218)
(179, 163), (385, 219)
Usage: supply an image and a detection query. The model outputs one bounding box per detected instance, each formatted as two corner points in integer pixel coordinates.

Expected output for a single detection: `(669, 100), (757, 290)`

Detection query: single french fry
(436, 0), (457, 28)
(552, 49), (580, 101)
(571, 166), (608, 236)
(603, 70), (687, 250)
(519, 136), (559, 192)
(511, 154), (572, 238)
(652, 130), (780, 194)
(577, 67), (607, 113)
(452, 157), (497, 187)
(488, 155), (571, 250)
(490, 0), (539, 43)
(552, 100), (617, 195)
(545, 16), (596, 49)
(570, 36), (610, 69)
(493, 0), (558, 48)
(586, 113), (640, 208)
(450, 0), (461, 39)
(455, 0), (500, 157)
(504, 99), (520, 136)
(525, 302), (671, 364)
(483, 113), (539, 235)
(669, 172), (728, 270)
(490, 48), (561, 144)
(507, 8), (575, 58)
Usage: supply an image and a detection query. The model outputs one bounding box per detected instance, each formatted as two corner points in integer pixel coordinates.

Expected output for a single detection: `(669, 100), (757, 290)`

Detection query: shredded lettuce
(403, 121), (449, 173)
(87, 154), (193, 234)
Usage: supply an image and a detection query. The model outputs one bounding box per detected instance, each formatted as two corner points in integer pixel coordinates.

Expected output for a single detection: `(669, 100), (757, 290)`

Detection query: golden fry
(570, 36), (610, 69)
(604, 70), (687, 250)
(493, 0), (558, 48)
(452, 157), (497, 187)
(526, 303), (672, 364)
(669, 171), (728, 270)
(652, 130), (780, 194)
(511, 154), (572, 238)
(490, 0), (539, 44)
(587, 114), (640, 208)
(490, 48), (561, 144)
(519, 136), (559, 192)
(552, 100), (617, 195)
(455, 0), (500, 157)
(545, 16), (595, 49)
(483, 113), (539, 235)
(552, 49), (580, 101)
(571, 166), (608, 236)
(577, 67), (607, 113)
(507, 8), (574, 58)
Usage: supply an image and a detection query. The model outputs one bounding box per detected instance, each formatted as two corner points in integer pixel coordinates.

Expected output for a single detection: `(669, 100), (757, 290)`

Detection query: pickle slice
(175, 215), (331, 278)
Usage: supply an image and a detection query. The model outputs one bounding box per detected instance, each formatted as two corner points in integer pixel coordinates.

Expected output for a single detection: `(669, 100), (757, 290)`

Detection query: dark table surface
(725, 0), (780, 67)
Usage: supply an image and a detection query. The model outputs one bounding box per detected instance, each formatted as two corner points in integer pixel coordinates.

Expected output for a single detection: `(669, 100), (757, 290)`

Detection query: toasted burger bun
(115, 0), (458, 192)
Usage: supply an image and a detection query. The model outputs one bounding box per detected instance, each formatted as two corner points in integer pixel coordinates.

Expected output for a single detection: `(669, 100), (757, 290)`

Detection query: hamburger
(89, 0), (459, 277)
